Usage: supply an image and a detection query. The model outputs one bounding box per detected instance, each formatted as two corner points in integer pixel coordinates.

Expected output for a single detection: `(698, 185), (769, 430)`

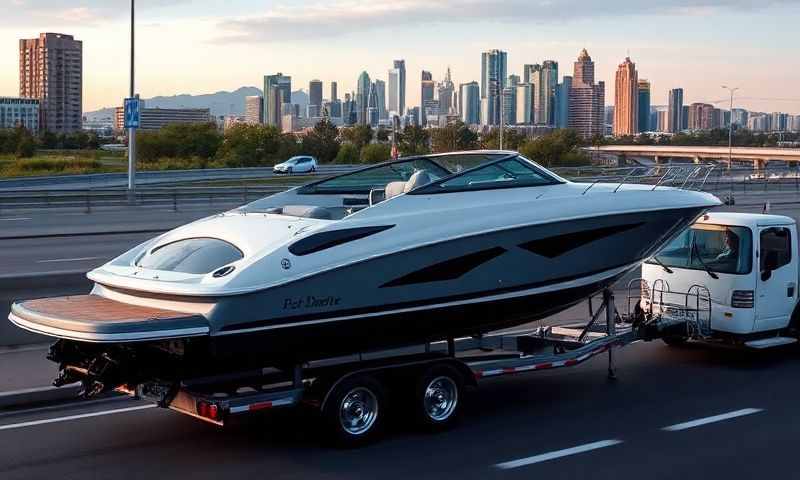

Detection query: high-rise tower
(568, 49), (605, 139)
(19, 33), (83, 133)
(481, 49), (507, 126)
(613, 57), (638, 136)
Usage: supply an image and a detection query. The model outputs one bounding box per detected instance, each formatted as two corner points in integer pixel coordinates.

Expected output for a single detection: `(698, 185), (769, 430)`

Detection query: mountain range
(85, 87), (310, 120)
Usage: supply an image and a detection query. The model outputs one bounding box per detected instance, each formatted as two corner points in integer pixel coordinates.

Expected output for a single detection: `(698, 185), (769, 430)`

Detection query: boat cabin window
(648, 224), (753, 275)
(299, 158), (451, 195)
(137, 238), (243, 274)
(410, 155), (561, 194)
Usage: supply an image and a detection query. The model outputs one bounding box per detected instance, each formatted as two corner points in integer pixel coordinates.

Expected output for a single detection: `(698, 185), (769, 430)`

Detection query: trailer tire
(412, 364), (464, 432)
(662, 335), (688, 346)
(322, 374), (386, 448)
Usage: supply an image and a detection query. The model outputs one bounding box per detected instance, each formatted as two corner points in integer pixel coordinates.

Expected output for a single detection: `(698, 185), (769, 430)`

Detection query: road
(0, 339), (798, 479)
(3, 189), (800, 477)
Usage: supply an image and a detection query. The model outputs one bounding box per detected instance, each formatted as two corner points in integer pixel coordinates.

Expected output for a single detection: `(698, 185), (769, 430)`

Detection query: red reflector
(249, 401), (273, 412)
(208, 403), (219, 420)
(197, 401), (208, 417)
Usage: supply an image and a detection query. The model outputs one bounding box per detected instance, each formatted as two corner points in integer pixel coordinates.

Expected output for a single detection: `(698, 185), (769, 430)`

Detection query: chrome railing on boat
(580, 164), (717, 195)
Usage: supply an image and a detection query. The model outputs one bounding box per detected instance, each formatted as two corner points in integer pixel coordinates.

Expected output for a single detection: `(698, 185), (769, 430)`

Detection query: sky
(1, 0), (799, 114)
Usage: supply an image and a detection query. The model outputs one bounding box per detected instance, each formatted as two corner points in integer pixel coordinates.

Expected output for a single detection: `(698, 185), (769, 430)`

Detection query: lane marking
(36, 256), (106, 264)
(0, 218), (31, 221)
(494, 439), (623, 470)
(0, 404), (156, 431)
(662, 408), (764, 432)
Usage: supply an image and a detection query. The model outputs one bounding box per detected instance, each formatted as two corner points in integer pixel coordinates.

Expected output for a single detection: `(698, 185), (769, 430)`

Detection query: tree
(301, 119), (340, 163)
(334, 143), (359, 164)
(431, 121), (479, 153)
(481, 127), (527, 150)
(360, 143), (391, 164)
(216, 124), (296, 167)
(340, 124), (373, 152)
(397, 125), (430, 156)
(518, 129), (588, 167)
(13, 127), (36, 158)
(375, 127), (390, 143)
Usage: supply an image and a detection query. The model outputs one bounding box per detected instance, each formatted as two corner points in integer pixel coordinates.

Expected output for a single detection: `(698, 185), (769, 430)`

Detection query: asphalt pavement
(0, 339), (798, 479)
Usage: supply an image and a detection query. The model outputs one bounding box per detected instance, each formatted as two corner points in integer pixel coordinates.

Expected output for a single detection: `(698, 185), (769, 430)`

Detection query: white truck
(641, 212), (800, 349)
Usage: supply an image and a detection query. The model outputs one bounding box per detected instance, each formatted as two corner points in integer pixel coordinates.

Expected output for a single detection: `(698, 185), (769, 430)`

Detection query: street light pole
(722, 85), (739, 171)
(127, 0), (137, 199)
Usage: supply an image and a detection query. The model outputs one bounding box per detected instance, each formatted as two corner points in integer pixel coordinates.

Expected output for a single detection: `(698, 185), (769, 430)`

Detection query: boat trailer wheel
(339, 387), (379, 436)
(423, 376), (459, 422)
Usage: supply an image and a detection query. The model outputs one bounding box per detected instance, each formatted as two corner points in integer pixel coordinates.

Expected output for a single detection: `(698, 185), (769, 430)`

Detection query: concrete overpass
(588, 145), (800, 169)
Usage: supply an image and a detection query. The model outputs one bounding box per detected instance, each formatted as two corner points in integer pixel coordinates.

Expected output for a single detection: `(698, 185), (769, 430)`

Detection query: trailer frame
(130, 287), (695, 445)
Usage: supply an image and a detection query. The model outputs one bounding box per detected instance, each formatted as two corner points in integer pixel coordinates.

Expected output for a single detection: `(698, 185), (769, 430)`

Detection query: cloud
(218, 0), (800, 43)
(2, 0), (186, 26)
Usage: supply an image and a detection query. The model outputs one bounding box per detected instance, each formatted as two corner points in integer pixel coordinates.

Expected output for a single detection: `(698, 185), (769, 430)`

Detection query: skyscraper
(613, 57), (638, 136)
(420, 70), (435, 126)
(331, 81), (338, 102)
(667, 88), (684, 133)
(555, 76), (572, 129)
(540, 61), (558, 126)
(357, 71), (371, 125)
(245, 95), (264, 124)
(523, 64), (541, 85)
(374, 79), (387, 120)
(19, 33), (83, 133)
(308, 79), (323, 118)
(459, 81), (480, 125)
(568, 49), (605, 139)
(438, 67), (455, 115)
(502, 87), (516, 126)
(368, 82), (379, 126)
(515, 83), (533, 125)
(481, 49), (507, 126)
(637, 79), (651, 133)
(263, 73), (291, 126)
(388, 60), (406, 117)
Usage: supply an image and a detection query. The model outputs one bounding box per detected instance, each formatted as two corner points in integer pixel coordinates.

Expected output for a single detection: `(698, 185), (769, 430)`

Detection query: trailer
(128, 288), (702, 447)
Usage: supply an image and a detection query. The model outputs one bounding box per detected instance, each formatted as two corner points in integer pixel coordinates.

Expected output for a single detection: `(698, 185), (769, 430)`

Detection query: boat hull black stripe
(219, 261), (634, 332)
(289, 225), (395, 256)
(520, 222), (645, 258)
(381, 246), (507, 288)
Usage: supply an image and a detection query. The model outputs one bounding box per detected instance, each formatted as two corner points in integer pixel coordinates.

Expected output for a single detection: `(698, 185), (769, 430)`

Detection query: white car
(273, 156), (318, 174)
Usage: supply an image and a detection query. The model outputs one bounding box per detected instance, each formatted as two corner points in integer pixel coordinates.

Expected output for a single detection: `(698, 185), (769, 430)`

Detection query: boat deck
(9, 295), (209, 342)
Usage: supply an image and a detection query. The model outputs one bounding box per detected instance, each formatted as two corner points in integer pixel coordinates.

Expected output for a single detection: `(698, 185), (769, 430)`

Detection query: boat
(8, 151), (721, 395)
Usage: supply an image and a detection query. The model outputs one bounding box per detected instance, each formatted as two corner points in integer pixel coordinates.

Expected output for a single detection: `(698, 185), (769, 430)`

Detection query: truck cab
(642, 212), (798, 339)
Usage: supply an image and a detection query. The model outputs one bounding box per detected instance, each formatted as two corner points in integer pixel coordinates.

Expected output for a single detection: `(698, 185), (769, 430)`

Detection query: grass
(0, 151), (126, 177)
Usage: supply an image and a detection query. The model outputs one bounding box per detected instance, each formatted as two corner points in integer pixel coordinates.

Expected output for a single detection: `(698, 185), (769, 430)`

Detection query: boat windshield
(410, 155), (562, 194)
(647, 224), (753, 275)
(299, 158), (452, 195)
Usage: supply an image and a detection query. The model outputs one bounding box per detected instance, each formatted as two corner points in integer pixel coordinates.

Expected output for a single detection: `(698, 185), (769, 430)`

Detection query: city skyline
(1, 1), (799, 114)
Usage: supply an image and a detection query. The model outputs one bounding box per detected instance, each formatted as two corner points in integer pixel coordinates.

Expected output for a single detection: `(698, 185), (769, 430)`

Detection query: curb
(0, 383), (82, 410)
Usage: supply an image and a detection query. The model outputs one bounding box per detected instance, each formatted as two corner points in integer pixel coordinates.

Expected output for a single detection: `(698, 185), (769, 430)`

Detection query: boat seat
(381, 170), (432, 203)
(404, 170), (431, 192)
(274, 205), (333, 220)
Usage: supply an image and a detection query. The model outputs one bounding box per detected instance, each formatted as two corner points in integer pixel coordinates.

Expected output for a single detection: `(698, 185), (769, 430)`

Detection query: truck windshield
(648, 224), (753, 275)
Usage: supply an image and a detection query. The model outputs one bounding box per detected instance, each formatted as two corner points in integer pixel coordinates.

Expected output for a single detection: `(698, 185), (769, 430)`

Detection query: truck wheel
(322, 374), (386, 447)
(413, 364), (464, 432)
(662, 335), (688, 347)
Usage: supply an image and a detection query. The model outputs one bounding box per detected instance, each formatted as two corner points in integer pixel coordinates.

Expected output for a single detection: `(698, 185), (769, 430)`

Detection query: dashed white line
(0, 404), (156, 432)
(0, 218), (31, 221)
(494, 439), (624, 470)
(36, 256), (106, 264)
(662, 408), (764, 432)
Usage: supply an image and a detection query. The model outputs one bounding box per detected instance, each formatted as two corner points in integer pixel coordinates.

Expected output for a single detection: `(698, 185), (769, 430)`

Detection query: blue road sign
(124, 97), (141, 129)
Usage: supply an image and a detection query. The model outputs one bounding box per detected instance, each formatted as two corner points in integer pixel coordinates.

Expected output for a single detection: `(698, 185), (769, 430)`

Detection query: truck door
(755, 226), (796, 331)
